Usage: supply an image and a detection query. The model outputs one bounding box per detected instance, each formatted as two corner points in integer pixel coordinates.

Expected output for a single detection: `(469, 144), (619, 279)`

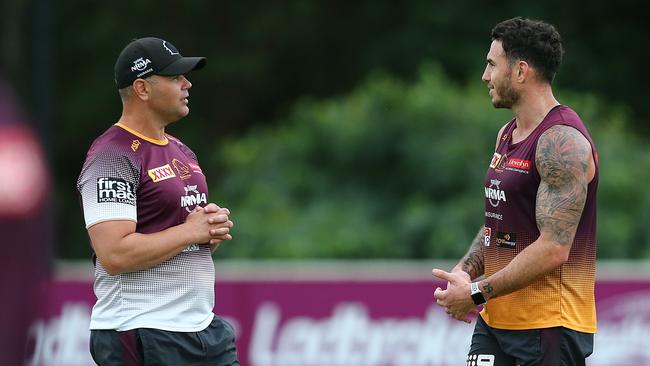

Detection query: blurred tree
(4, 0), (643, 258)
(210, 65), (650, 259)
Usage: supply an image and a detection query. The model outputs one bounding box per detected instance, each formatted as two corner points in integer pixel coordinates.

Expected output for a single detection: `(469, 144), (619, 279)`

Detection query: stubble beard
(492, 76), (519, 109)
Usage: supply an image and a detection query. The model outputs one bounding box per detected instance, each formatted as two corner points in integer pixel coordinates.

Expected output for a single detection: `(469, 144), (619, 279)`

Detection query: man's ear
(515, 60), (530, 83)
(132, 79), (150, 101)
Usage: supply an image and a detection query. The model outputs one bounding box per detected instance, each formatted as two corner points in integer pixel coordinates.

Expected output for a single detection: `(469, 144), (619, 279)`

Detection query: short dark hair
(491, 17), (564, 83)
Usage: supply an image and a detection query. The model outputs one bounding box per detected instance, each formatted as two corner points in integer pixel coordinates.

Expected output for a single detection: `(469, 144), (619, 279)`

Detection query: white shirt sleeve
(77, 148), (139, 228)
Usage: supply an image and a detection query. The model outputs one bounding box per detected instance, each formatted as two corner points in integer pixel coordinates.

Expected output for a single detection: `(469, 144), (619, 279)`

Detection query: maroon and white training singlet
(77, 123), (215, 331)
(482, 105), (598, 333)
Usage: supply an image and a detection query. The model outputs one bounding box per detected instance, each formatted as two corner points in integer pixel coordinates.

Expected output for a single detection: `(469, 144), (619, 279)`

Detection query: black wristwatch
(470, 282), (486, 305)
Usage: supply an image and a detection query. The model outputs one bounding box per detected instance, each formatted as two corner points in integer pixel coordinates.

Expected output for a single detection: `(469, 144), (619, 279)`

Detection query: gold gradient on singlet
(481, 232), (596, 333)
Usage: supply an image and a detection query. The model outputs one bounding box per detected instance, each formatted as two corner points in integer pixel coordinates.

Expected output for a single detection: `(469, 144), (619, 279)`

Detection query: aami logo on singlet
(96, 177), (135, 205)
(181, 184), (207, 212)
(148, 164), (176, 183)
(485, 179), (506, 208)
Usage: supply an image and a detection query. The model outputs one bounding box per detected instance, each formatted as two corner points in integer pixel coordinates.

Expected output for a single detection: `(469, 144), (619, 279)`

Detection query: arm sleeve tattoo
(535, 125), (591, 246)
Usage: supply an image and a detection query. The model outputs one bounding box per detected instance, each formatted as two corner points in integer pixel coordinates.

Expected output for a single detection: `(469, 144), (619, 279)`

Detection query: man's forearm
(90, 205), (232, 275)
(453, 227), (485, 280)
(90, 221), (198, 275)
(478, 237), (568, 300)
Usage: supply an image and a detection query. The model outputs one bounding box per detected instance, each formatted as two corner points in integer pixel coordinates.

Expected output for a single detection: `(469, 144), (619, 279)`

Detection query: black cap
(114, 37), (206, 89)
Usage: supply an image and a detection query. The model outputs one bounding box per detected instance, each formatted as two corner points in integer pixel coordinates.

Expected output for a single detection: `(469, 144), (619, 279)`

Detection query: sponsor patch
(131, 57), (151, 72)
(490, 152), (527, 174)
(96, 177), (135, 205)
(484, 227), (491, 246)
(490, 152), (509, 171)
(495, 231), (516, 249)
(485, 179), (506, 208)
(490, 152), (531, 174)
(188, 162), (203, 174)
(489, 152), (502, 169)
(148, 164), (176, 182)
(181, 185), (207, 212)
(496, 153), (509, 170)
(504, 157), (531, 173)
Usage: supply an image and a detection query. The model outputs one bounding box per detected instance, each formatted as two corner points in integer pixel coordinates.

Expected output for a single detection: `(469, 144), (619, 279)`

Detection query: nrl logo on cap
(131, 57), (151, 72)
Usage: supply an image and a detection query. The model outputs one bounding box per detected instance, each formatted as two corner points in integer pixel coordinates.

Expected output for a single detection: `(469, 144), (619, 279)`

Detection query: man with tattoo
(432, 17), (598, 365)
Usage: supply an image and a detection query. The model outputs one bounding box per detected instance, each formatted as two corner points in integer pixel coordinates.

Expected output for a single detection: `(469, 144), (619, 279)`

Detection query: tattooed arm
(452, 227), (485, 280)
(477, 125), (593, 300)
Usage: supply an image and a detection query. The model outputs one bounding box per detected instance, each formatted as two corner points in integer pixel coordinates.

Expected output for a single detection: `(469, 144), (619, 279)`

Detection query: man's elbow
(96, 254), (127, 276)
(103, 266), (123, 276)
(550, 244), (571, 267)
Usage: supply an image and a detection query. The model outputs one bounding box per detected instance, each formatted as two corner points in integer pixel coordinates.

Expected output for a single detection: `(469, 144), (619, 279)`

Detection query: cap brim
(157, 57), (206, 76)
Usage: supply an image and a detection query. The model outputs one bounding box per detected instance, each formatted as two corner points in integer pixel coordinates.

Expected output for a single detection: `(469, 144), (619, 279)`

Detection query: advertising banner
(26, 263), (650, 366)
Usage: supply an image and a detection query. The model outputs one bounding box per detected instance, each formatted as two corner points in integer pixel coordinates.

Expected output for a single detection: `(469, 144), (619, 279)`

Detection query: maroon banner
(26, 271), (650, 365)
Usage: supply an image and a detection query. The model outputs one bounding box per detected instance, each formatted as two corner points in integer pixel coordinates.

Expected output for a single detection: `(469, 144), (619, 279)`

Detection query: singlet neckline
(114, 123), (169, 146)
(505, 104), (563, 149)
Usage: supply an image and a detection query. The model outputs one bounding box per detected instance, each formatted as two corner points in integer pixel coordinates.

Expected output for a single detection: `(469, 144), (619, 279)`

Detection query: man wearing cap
(77, 37), (239, 365)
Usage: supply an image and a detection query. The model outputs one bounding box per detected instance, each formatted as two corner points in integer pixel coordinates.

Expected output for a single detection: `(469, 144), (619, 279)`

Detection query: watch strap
(470, 281), (486, 305)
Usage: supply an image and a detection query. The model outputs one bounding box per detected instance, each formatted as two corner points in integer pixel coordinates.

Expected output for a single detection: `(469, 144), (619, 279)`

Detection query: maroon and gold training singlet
(482, 105), (598, 333)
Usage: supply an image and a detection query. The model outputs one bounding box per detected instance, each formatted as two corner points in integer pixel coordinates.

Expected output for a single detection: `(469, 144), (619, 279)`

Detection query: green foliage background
(4, 0), (647, 259)
(210, 65), (649, 259)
